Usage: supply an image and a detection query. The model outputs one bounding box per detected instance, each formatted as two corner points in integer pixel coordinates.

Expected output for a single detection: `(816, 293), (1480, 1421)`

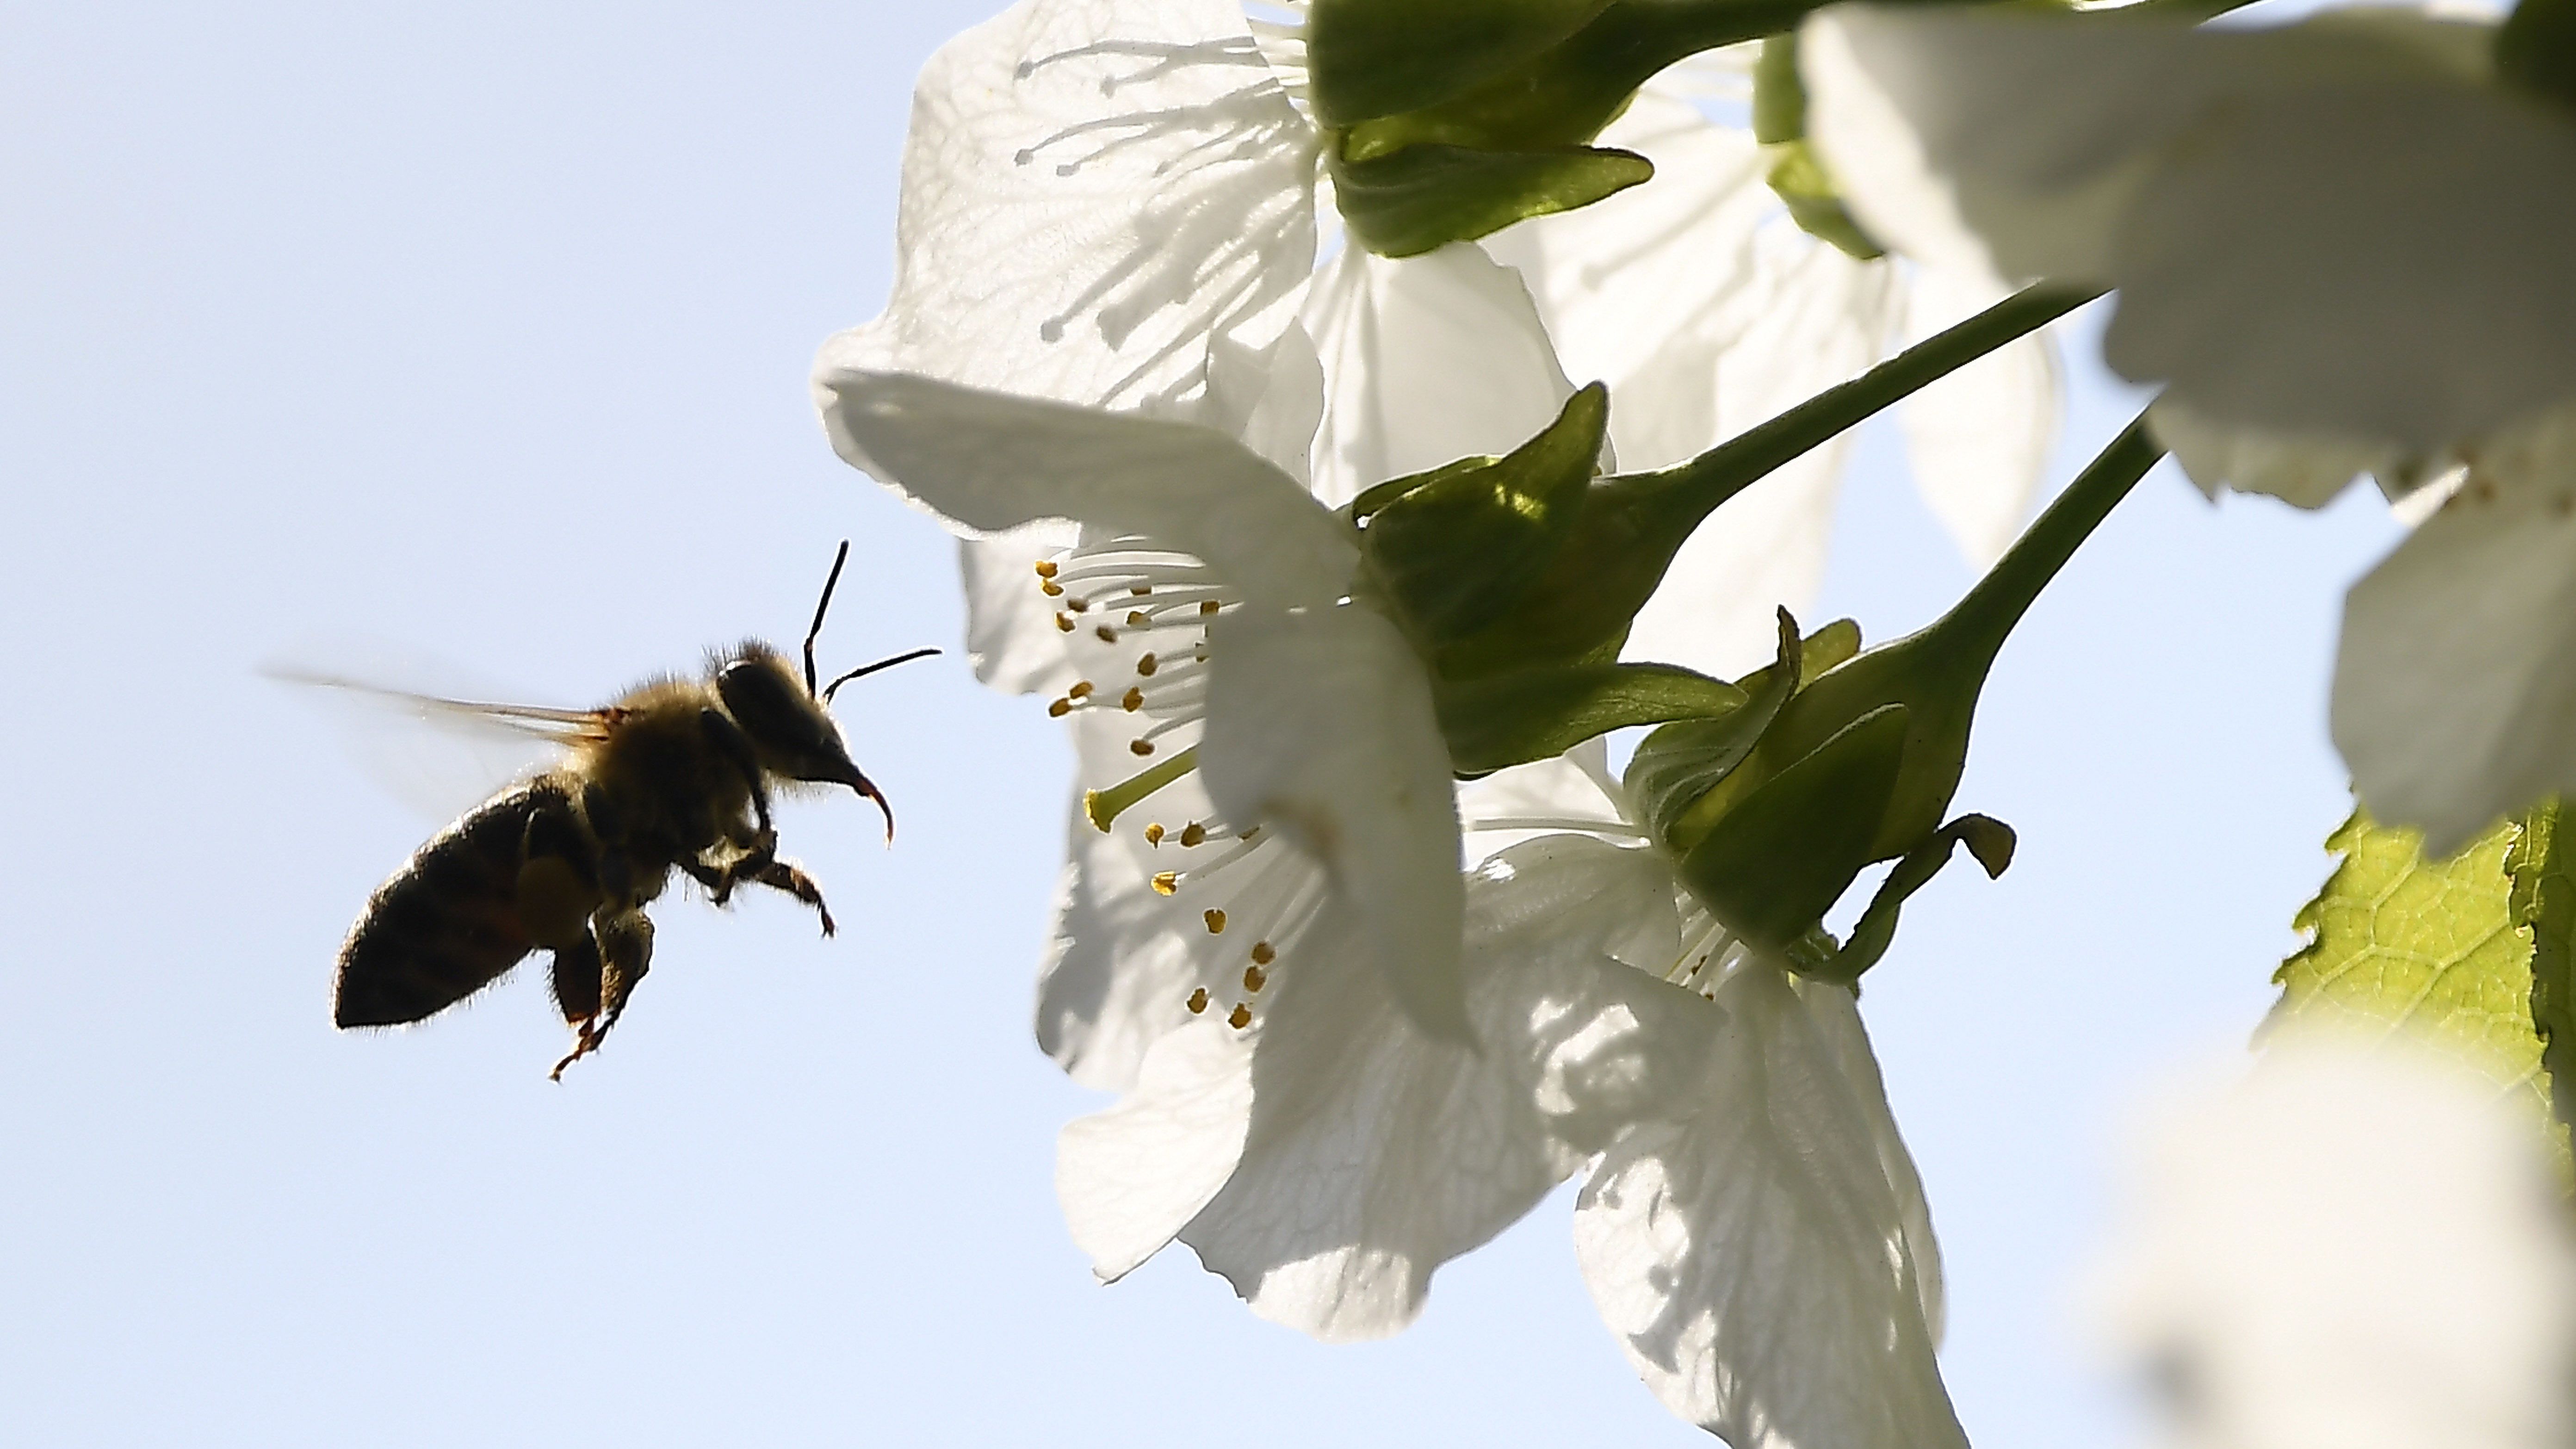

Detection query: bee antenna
(822, 647), (941, 704)
(804, 541), (853, 697)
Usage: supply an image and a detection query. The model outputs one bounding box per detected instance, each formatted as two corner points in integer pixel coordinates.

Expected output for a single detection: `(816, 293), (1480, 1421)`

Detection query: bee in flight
(316, 543), (935, 1078)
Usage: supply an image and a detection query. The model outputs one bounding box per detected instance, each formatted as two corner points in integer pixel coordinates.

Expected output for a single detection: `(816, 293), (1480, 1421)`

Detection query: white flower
(823, 0), (2059, 694)
(1802, 1), (2576, 850)
(2096, 1031), (2576, 1449)
(816, 367), (1468, 1040)
(1059, 742), (1965, 1448)
(1487, 67), (2060, 677)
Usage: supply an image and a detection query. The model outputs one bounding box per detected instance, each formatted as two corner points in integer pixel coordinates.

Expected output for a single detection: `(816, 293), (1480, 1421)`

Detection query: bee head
(715, 646), (871, 790)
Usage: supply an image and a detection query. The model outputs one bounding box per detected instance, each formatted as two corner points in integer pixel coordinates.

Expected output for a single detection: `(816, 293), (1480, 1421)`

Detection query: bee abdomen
(334, 781), (567, 1029)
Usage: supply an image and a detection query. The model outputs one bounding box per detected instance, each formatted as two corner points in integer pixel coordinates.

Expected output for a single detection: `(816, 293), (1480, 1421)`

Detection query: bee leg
(548, 932), (605, 1027)
(737, 857), (836, 936)
(699, 706), (775, 842)
(550, 908), (652, 1080)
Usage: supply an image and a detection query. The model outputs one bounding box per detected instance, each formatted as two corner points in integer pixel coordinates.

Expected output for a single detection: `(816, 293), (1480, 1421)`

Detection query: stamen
(1152, 871), (1180, 895)
(1034, 560), (1059, 579)
(1203, 908), (1226, 933)
(1187, 987), (1210, 1014)
(1048, 697), (1072, 718)
(1136, 652), (1159, 677)
(1144, 823), (1165, 846)
(1067, 595), (1090, 613)
(1227, 1003), (1252, 1029)
(1130, 584), (1152, 596)
(1056, 613), (1075, 632)
(1251, 941), (1275, 966)
(1096, 625), (1119, 644)
(1068, 681), (1095, 700)
(1127, 610), (1150, 627)
(1243, 964), (1267, 992)
(1083, 745), (1199, 830)
(1178, 822), (1207, 848)
(1130, 738), (1156, 756)
(1201, 600), (1220, 615)
(1043, 580), (1065, 597)
(1122, 686), (1146, 711)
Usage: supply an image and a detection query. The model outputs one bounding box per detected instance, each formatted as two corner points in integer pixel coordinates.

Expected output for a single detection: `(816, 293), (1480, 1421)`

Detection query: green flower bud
(1305, 0), (1612, 128)
(1628, 419), (2164, 975)
(1330, 142), (1653, 259)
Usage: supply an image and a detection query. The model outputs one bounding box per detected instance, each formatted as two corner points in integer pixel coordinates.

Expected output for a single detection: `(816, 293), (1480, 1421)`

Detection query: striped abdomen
(334, 781), (565, 1028)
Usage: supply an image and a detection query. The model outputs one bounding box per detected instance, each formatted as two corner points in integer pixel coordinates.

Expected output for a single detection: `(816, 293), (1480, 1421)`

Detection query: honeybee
(318, 543), (935, 1078)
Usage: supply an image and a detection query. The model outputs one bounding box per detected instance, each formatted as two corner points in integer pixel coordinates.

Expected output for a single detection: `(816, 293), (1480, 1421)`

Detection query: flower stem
(1624, 283), (2102, 536)
(1936, 412), (2164, 662)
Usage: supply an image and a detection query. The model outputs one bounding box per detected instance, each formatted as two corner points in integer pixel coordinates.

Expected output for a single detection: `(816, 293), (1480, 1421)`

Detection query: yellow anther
(1151, 870), (1179, 895)
(1143, 823), (1165, 846)
(1243, 964), (1267, 992)
(1203, 908), (1226, 934)
(1066, 595), (1089, 613)
(1055, 613), (1075, 632)
(1068, 681), (1094, 700)
(1187, 987), (1210, 1014)
(1200, 600), (1220, 616)
(1238, 825), (1263, 843)
(1121, 686), (1145, 711)
(1131, 738), (1156, 757)
(1178, 822), (1206, 848)
(1126, 610), (1149, 627)
(1041, 580), (1064, 597)
(1226, 1003), (1252, 1029)
(1096, 625), (1118, 644)
(1251, 941), (1276, 966)
(1047, 698), (1072, 718)
(1136, 652), (1158, 677)
(1130, 583), (1151, 596)
(1034, 559), (1059, 578)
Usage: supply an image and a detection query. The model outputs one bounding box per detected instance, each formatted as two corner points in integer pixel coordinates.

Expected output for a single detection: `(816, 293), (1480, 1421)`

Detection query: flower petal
(819, 372), (1356, 611)
(1805, 4), (2576, 451)
(1036, 796), (1227, 1092)
(1198, 603), (1467, 1039)
(2332, 409), (2576, 854)
(813, 0), (1315, 416)
(1574, 966), (1963, 1449)
(1301, 242), (1577, 507)
(2148, 400), (2393, 509)
(956, 524), (1083, 696)
(1896, 265), (2058, 569)
(1172, 836), (1690, 1341)
(1058, 1016), (1256, 1280)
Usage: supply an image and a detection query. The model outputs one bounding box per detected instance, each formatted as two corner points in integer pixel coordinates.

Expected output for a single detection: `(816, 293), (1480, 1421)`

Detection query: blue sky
(0, 3), (2403, 1443)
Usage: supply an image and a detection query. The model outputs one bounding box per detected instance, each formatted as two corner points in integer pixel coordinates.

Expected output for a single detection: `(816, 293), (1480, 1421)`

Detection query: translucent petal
(2149, 400), (2393, 509)
(1806, 5), (2576, 452)
(1896, 264), (2058, 569)
(1036, 795), (1230, 1092)
(813, 0), (1316, 418)
(1574, 966), (1963, 1449)
(1058, 1017), (1256, 1280)
(1198, 604), (1465, 1039)
(818, 372), (1357, 611)
(956, 525), (1083, 696)
(2333, 408), (2576, 855)
(2096, 1033), (2576, 1449)
(1301, 242), (1575, 508)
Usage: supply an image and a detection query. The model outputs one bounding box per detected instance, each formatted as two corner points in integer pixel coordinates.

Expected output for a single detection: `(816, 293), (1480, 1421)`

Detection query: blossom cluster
(809, 0), (2576, 1443)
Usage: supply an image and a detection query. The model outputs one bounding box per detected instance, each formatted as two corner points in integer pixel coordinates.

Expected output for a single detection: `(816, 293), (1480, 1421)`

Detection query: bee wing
(268, 658), (606, 821)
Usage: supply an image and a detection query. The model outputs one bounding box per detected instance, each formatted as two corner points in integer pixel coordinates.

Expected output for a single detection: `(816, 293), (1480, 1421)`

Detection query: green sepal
(1808, 812), (2014, 985)
(1626, 611), (1813, 853)
(1331, 141), (1653, 258)
(2499, 0), (2576, 113)
(1360, 384), (1608, 640)
(1750, 35), (1882, 259)
(1675, 702), (1911, 951)
(1305, 0), (1611, 127)
(1766, 143), (1883, 261)
(2511, 799), (2576, 1134)
(1438, 662), (1748, 776)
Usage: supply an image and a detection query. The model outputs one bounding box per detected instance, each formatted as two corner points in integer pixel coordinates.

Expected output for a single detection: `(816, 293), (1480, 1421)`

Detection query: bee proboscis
(309, 543), (935, 1077)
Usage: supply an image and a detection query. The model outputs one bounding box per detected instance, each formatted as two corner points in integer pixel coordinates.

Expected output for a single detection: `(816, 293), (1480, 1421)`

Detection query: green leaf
(1362, 384), (1607, 641)
(1331, 142), (1653, 258)
(2511, 800), (2576, 1133)
(1436, 661), (1746, 776)
(2271, 809), (2552, 1112)
(1305, 0), (1610, 126)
